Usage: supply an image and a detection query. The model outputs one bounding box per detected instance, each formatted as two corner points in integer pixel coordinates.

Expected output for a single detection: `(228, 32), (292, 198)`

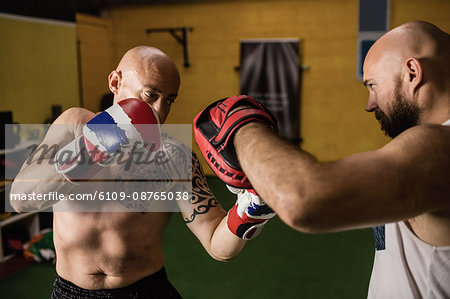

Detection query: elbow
(280, 211), (327, 234)
(9, 184), (23, 213)
(9, 196), (33, 213)
(9, 193), (41, 213)
(208, 237), (242, 262)
(275, 191), (331, 234)
(9, 180), (49, 212)
(212, 255), (234, 263)
(277, 206), (318, 234)
(209, 251), (236, 263)
(9, 199), (22, 213)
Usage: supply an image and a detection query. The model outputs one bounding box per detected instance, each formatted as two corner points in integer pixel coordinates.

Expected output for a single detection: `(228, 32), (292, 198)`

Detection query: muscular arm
(10, 108), (95, 212)
(181, 154), (245, 262)
(234, 122), (450, 233)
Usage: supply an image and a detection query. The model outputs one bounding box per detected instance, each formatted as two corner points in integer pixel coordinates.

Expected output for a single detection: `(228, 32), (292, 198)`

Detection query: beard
(374, 81), (420, 138)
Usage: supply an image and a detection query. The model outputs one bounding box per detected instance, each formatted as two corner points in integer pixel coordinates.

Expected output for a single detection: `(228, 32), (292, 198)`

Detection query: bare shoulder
(39, 107), (95, 146)
(382, 124), (450, 159)
(53, 107), (96, 125)
(404, 123), (450, 140)
(381, 124), (450, 210)
(393, 125), (450, 244)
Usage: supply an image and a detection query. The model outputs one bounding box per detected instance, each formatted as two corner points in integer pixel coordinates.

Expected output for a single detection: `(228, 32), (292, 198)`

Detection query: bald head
(108, 46), (181, 123)
(364, 21), (449, 87)
(380, 21), (449, 58)
(117, 46), (180, 85)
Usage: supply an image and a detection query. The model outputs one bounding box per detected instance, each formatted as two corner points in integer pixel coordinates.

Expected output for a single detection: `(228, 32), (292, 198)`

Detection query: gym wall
(0, 13), (80, 124)
(76, 13), (115, 113)
(76, 0), (448, 174)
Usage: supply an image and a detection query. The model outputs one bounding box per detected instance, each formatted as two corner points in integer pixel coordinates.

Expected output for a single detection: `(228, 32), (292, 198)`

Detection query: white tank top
(367, 120), (450, 299)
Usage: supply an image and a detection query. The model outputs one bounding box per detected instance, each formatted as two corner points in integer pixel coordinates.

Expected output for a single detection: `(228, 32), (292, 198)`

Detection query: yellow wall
(391, 0), (450, 28)
(99, 0), (449, 174)
(0, 13), (80, 124)
(1, 1), (446, 170)
(76, 13), (115, 113)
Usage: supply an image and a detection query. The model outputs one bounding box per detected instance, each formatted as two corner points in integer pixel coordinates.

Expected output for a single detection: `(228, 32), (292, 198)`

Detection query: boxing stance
(10, 46), (275, 298)
(194, 21), (450, 298)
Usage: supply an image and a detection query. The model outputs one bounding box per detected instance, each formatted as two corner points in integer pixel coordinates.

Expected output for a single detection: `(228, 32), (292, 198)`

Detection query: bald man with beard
(199, 21), (450, 298)
(11, 46), (249, 298)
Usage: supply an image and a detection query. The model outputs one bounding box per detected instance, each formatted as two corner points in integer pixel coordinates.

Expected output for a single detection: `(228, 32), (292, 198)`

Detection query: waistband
(52, 267), (168, 299)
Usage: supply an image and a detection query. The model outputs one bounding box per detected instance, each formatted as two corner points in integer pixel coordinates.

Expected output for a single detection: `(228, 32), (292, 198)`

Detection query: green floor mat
(0, 177), (375, 299)
(0, 262), (56, 298)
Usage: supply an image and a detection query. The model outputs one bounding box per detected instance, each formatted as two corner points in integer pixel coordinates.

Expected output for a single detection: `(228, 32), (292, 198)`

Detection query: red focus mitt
(193, 95), (277, 188)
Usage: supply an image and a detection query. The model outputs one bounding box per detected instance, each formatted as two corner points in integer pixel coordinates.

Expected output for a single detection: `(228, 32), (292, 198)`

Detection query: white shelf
(0, 211), (38, 227)
(1, 137), (44, 262)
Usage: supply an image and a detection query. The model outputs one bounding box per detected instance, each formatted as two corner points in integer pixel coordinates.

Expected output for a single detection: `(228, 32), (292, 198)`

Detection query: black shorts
(49, 267), (182, 299)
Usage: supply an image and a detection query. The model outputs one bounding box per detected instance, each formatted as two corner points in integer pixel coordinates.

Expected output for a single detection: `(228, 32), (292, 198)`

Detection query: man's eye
(166, 99), (175, 105)
(145, 92), (159, 101)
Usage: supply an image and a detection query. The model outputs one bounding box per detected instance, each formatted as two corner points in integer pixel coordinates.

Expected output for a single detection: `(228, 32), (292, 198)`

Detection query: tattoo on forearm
(184, 154), (218, 223)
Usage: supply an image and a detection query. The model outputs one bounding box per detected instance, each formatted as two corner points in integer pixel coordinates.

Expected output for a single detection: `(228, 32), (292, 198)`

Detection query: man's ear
(405, 58), (423, 95)
(108, 70), (121, 94)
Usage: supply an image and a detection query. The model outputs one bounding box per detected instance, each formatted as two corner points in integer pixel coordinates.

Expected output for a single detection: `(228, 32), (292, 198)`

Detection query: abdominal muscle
(53, 210), (172, 290)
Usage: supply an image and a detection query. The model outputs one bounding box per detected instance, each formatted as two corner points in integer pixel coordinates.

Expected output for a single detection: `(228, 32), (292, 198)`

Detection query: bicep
(310, 125), (450, 230)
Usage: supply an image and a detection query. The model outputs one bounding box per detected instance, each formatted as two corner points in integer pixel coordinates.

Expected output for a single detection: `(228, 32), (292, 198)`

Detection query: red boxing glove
(226, 186), (276, 240)
(55, 98), (160, 183)
(193, 95), (277, 189)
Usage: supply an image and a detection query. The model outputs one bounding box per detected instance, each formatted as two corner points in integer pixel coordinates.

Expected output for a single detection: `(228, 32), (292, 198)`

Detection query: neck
(417, 86), (450, 125)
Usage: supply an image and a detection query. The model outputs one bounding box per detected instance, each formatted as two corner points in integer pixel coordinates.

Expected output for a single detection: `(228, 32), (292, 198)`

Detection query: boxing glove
(55, 98), (160, 183)
(227, 186), (276, 240)
(194, 95), (277, 189)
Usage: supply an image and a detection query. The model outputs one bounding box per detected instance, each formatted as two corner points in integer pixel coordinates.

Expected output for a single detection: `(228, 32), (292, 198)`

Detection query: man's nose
(365, 97), (378, 112)
(150, 98), (163, 121)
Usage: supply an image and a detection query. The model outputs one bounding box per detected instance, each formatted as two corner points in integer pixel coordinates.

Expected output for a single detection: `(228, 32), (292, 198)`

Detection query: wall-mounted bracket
(146, 27), (193, 67)
(234, 65), (310, 71)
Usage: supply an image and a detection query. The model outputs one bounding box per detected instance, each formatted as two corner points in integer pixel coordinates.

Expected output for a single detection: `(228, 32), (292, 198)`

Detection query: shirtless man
(10, 46), (275, 298)
(195, 21), (450, 298)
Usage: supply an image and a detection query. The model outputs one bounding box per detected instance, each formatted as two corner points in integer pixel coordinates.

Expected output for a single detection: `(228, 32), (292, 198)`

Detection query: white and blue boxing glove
(226, 186), (276, 240)
(55, 98), (160, 183)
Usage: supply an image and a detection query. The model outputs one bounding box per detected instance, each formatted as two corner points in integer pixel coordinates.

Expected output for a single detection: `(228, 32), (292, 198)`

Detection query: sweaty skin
(11, 46), (245, 290)
(234, 21), (450, 246)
